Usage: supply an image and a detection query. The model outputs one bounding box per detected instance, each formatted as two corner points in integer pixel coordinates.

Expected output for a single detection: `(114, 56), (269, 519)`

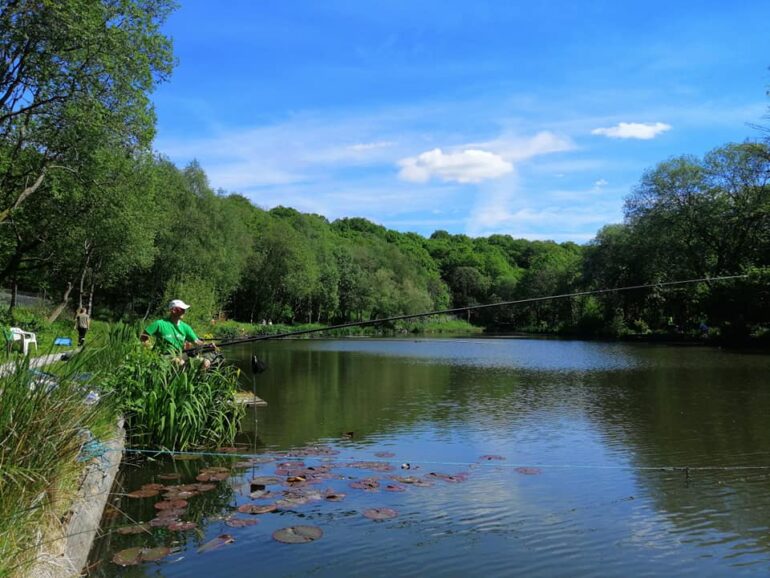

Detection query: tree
(624, 143), (770, 278)
(0, 0), (175, 223)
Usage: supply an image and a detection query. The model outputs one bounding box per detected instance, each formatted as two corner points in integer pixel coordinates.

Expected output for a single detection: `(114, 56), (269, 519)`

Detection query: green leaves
(103, 346), (244, 451)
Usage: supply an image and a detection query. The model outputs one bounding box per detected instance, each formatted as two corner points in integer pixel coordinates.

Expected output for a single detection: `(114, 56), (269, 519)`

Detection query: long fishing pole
(193, 274), (747, 352)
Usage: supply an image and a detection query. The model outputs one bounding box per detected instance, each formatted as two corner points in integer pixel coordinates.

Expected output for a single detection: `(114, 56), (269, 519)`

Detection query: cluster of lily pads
(109, 446), (540, 567)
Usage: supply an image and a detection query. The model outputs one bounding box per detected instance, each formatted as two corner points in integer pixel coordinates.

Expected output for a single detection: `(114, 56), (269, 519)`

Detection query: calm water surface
(88, 338), (770, 577)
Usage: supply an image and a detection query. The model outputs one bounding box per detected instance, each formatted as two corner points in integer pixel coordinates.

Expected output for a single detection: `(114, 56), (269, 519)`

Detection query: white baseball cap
(168, 299), (191, 310)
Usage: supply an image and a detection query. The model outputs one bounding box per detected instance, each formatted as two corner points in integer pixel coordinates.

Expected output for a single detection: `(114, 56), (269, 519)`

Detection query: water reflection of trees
(236, 344), (455, 448)
(234, 341), (596, 447)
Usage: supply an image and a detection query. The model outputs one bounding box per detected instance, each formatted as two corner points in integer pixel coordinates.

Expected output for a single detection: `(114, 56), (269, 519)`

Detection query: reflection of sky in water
(310, 338), (642, 371)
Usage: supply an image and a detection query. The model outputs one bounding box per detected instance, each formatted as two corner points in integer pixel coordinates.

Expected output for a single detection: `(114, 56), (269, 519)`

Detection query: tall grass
(100, 345), (245, 451)
(0, 355), (116, 577)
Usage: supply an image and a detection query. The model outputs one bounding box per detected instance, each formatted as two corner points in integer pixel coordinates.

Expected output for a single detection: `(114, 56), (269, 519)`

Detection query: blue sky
(153, 1), (769, 242)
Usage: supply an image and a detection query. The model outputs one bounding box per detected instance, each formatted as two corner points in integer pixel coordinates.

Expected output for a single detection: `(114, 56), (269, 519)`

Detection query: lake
(88, 337), (770, 577)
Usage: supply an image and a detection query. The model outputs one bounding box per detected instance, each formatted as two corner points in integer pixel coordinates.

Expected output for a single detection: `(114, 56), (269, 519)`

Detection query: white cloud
(591, 122), (671, 140)
(479, 131), (575, 161)
(398, 148), (513, 184)
(594, 179), (608, 187)
(397, 131), (572, 185)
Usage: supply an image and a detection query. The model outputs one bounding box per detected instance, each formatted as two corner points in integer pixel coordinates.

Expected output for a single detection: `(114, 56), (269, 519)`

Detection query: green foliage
(0, 354), (117, 577)
(162, 276), (219, 328)
(0, 0), (175, 224)
(574, 296), (605, 336)
(6, 307), (47, 334)
(101, 347), (244, 450)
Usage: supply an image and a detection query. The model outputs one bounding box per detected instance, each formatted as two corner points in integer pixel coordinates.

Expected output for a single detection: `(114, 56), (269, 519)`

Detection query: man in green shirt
(141, 299), (210, 365)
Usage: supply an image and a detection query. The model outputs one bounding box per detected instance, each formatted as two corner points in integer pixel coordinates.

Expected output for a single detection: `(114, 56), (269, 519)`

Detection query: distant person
(74, 307), (90, 346)
(141, 299), (214, 367)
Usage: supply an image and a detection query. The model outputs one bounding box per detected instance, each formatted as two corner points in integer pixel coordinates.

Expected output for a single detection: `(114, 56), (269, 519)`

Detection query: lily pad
(149, 517), (172, 528)
(196, 471), (230, 482)
(197, 534), (235, 554)
(167, 521), (197, 531)
(167, 490), (197, 500)
(272, 525), (323, 544)
(154, 499), (188, 510)
(157, 472), (181, 480)
(116, 523), (150, 535)
(362, 507), (398, 520)
(391, 475), (421, 484)
(374, 451), (396, 458)
(138, 546), (171, 562)
(349, 478), (380, 491)
(225, 516), (258, 528)
(142, 483), (165, 491)
(384, 484), (406, 492)
(479, 454), (506, 461)
(155, 507), (186, 519)
(112, 547), (144, 566)
(250, 476), (281, 486)
(237, 503), (277, 514)
(126, 488), (159, 499)
(514, 467), (542, 475)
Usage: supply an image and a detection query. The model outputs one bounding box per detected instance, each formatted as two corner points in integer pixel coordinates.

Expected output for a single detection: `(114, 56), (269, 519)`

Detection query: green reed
(101, 346), (244, 451)
(0, 353), (116, 577)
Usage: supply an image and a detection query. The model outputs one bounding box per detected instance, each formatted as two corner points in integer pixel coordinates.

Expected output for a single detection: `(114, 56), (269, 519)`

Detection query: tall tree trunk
(47, 281), (74, 323)
(87, 277), (95, 315)
(8, 277), (17, 313)
(249, 295), (257, 324)
(142, 300), (153, 322)
(77, 241), (93, 309)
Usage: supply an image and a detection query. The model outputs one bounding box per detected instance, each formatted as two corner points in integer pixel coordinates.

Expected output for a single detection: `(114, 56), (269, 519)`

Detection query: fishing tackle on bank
(187, 273), (749, 355)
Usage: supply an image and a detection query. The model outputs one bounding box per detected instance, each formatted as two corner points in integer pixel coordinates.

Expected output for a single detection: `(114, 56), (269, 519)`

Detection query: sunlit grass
(0, 354), (117, 577)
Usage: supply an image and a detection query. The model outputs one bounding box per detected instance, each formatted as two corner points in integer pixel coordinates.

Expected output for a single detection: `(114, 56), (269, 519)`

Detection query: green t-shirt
(144, 319), (199, 353)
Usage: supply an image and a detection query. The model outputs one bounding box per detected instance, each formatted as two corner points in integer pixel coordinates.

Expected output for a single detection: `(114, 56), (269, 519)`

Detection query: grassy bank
(0, 352), (117, 577)
(200, 314), (483, 342)
(0, 324), (244, 577)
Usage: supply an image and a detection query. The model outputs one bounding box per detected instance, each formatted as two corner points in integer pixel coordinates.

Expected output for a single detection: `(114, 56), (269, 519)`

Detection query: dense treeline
(1, 0), (768, 341)
(4, 142), (768, 341)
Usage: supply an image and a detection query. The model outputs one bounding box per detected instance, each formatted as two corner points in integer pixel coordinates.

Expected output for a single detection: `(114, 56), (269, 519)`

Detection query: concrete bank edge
(28, 419), (125, 578)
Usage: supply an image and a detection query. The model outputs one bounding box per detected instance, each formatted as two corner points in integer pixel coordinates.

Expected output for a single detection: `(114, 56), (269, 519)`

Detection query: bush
(101, 347), (244, 450)
(7, 306), (48, 333)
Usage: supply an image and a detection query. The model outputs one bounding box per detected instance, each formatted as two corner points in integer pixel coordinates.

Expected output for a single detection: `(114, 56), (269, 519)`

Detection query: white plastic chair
(10, 327), (37, 355)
